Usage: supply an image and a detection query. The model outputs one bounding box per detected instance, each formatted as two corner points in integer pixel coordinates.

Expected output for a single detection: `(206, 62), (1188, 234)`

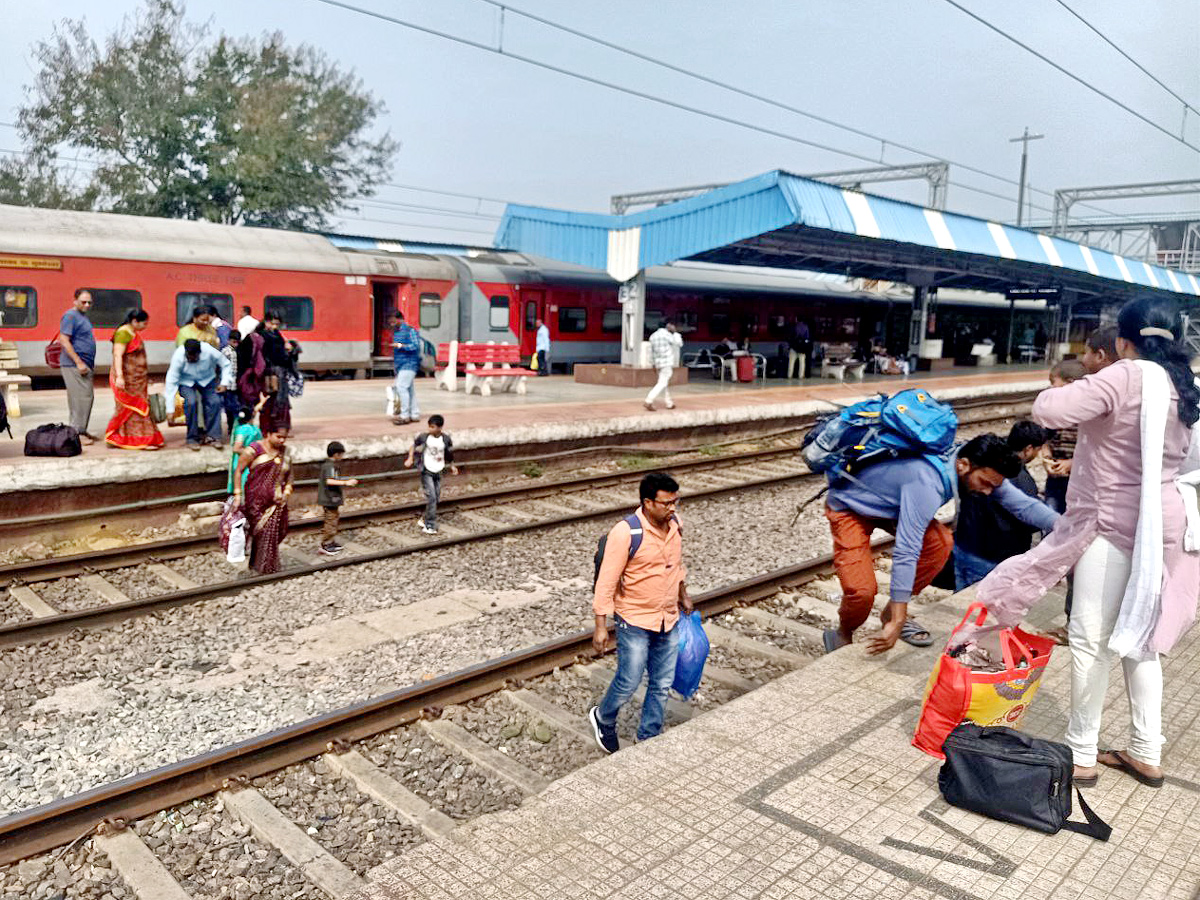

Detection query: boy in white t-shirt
(404, 414), (459, 534)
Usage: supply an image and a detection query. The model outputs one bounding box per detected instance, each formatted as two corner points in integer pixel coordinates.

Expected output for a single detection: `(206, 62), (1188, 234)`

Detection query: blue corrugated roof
(493, 170), (1199, 300)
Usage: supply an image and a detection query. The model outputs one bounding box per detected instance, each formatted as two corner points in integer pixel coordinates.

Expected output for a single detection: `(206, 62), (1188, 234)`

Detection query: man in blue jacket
(389, 311), (422, 424)
(823, 433), (1058, 655)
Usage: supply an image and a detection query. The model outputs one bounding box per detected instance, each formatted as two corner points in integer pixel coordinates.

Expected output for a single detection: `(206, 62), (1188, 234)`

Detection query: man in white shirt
(236, 305), (260, 338)
(535, 318), (551, 376)
(644, 319), (683, 411)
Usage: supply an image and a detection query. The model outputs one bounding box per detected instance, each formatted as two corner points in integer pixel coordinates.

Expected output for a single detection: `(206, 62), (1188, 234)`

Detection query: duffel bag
(24, 423), (82, 457)
(939, 723), (1111, 840)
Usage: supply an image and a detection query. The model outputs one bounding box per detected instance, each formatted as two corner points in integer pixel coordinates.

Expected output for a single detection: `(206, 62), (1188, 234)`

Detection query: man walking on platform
(165, 338), (233, 450)
(535, 317), (550, 376)
(589, 472), (691, 753)
(643, 319), (682, 411)
(788, 317), (811, 379)
(57, 289), (97, 445)
(390, 311), (422, 424)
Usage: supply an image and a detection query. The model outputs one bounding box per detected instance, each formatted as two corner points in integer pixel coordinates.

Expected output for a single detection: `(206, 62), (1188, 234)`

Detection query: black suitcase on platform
(24, 423), (82, 457)
(939, 723), (1111, 840)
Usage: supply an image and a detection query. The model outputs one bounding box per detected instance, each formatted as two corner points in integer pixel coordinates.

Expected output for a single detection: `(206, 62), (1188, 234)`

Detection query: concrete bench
(436, 341), (535, 397)
(0, 341), (30, 417)
(818, 342), (866, 382)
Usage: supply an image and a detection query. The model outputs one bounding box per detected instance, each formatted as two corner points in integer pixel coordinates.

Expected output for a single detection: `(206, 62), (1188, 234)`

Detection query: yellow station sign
(0, 255), (62, 270)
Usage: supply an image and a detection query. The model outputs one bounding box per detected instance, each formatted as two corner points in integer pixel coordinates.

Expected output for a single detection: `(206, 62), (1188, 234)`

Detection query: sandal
(1073, 767), (1099, 788)
(1098, 749), (1164, 788)
(899, 618), (934, 647)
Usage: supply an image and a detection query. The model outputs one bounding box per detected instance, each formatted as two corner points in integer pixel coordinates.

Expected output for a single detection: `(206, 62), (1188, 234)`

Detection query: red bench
(435, 341), (535, 396)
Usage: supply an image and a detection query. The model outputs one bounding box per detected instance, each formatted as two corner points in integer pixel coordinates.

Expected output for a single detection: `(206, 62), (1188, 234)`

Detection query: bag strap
(1061, 787), (1112, 841)
(999, 628), (1036, 672)
(949, 602), (989, 643)
(624, 513), (644, 559)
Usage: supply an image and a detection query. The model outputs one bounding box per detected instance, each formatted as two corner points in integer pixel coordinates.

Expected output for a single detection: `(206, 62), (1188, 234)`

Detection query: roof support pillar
(619, 270), (647, 367)
(905, 269), (936, 369)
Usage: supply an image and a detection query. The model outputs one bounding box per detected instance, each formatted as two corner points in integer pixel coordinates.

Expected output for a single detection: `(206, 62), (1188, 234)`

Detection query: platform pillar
(619, 270), (646, 367)
(906, 282), (934, 369)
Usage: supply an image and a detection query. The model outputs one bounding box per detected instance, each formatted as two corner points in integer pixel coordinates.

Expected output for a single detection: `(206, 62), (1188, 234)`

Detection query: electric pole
(1009, 127), (1044, 226)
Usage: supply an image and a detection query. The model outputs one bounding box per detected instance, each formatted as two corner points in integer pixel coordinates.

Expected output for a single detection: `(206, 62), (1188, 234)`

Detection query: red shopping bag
(912, 602), (1056, 759)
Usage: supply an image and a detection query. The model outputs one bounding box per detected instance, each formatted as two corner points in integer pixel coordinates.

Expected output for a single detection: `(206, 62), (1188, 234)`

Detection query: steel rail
(0, 469), (812, 648)
(0, 545), (861, 866)
(0, 390), (1033, 587)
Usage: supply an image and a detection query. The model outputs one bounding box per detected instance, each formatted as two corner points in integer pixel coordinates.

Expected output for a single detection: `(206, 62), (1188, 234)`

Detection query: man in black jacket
(953, 421), (1051, 589)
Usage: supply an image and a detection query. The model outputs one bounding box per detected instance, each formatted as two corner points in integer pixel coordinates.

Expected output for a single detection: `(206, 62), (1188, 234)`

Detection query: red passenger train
(0, 204), (1051, 376)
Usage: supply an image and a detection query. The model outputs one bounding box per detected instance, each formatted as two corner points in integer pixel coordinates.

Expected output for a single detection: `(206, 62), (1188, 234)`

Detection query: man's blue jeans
(179, 380), (222, 444)
(394, 368), (419, 420)
(954, 545), (999, 591)
(596, 615), (680, 742)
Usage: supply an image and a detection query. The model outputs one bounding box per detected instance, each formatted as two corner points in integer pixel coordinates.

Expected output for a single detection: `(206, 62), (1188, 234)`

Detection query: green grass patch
(521, 462), (544, 478)
(617, 453), (654, 470)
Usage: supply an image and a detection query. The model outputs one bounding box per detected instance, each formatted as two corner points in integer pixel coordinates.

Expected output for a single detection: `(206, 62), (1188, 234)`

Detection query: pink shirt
(977, 360), (1199, 653)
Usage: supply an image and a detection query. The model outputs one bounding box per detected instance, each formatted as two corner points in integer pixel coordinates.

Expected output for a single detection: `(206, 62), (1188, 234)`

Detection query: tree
(3, 0), (396, 229)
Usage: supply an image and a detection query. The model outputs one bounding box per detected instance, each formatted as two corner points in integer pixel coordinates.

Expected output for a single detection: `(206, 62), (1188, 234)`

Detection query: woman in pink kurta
(976, 298), (1200, 788)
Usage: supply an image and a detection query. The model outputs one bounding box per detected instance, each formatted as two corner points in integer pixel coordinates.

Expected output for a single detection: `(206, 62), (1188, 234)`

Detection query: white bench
(818, 342), (866, 382)
(0, 341), (29, 417)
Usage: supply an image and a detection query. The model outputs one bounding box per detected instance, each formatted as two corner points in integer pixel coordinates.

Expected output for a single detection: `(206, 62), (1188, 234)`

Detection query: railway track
(0, 541), (916, 895)
(0, 395), (1029, 648)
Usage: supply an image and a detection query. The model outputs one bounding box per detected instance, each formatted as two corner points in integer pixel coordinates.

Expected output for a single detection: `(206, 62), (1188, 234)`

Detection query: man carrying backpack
(589, 472), (691, 754)
(823, 434), (1057, 655)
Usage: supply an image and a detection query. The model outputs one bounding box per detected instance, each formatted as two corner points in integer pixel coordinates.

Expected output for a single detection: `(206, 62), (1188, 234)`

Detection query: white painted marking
(1166, 269), (1182, 292)
(1037, 234), (1063, 267)
(923, 210), (955, 250)
(1141, 262), (1160, 288)
(841, 190), (881, 238)
(606, 227), (642, 283)
(1079, 245), (1100, 275)
(1189, 273), (1200, 295)
(1114, 255), (1133, 282)
(986, 222), (1017, 259)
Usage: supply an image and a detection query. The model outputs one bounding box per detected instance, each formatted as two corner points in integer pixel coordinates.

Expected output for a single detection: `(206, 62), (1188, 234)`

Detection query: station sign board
(1006, 287), (1061, 304)
(0, 254), (62, 270)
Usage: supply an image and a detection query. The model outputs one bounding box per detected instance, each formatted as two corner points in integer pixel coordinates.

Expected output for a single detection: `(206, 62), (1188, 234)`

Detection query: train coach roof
(495, 170), (1200, 303)
(0, 204), (438, 277)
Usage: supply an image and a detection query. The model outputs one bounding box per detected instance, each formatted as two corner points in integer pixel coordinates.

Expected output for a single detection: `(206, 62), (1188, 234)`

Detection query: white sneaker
(421, 523), (438, 535)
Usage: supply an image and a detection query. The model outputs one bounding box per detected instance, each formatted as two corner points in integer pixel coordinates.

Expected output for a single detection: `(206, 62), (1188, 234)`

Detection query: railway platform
(0, 365), (1047, 493)
(352, 585), (1200, 900)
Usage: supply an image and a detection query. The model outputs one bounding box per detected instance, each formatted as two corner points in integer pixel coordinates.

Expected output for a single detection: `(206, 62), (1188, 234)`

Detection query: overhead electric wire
(1049, 0), (1200, 119)
(334, 211), (496, 235)
(356, 197), (501, 220)
(939, 0), (1200, 153)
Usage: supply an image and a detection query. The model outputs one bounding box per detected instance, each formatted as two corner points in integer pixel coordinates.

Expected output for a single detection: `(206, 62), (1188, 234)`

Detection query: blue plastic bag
(671, 611), (710, 698)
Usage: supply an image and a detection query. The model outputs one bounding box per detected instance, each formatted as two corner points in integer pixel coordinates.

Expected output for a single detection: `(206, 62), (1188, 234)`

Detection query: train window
(767, 314), (788, 337)
(419, 293), (442, 329)
(710, 313), (731, 337)
(175, 292), (234, 326)
(0, 286), (36, 328)
(558, 307), (587, 333)
(83, 289), (142, 329)
(264, 296), (314, 330)
(488, 295), (509, 331)
(644, 310), (665, 332)
(601, 309), (621, 333)
(675, 310), (698, 333)
(525, 301), (537, 331)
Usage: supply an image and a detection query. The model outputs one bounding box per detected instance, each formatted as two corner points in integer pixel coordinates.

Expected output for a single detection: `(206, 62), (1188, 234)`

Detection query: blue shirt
(164, 342), (233, 399)
(392, 323), (422, 372)
(59, 308), (96, 369)
(536, 324), (550, 353)
(827, 456), (1058, 603)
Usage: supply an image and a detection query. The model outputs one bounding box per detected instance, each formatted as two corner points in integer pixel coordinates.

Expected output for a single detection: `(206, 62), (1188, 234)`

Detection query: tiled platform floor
(352, 586), (1200, 900)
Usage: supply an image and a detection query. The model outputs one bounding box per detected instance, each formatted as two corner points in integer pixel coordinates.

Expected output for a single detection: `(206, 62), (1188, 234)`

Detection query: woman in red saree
(232, 428), (293, 574)
(105, 310), (164, 450)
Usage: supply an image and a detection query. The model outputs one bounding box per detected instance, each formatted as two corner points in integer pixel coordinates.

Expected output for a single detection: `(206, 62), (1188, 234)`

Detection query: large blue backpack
(801, 388), (958, 503)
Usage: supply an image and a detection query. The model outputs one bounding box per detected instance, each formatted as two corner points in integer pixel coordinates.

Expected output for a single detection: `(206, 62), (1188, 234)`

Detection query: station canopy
(494, 170), (1200, 303)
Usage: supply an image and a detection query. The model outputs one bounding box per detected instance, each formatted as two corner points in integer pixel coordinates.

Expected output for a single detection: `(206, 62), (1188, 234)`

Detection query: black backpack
(593, 512), (680, 587)
(0, 390), (9, 438)
(939, 723), (1111, 840)
(24, 423), (82, 457)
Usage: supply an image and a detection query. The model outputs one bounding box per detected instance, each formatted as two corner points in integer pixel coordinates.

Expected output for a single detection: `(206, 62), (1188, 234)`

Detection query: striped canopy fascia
(494, 170), (1199, 300)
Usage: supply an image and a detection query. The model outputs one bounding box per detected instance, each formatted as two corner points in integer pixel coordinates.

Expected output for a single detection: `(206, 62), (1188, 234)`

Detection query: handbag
(285, 369), (305, 398)
(913, 602), (1055, 759)
(939, 723), (1111, 840)
(44, 337), (62, 369)
(148, 393), (168, 423)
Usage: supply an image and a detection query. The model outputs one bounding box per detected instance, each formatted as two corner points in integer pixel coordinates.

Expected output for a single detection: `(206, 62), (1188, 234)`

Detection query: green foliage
(521, 462), (544, 479)
(617, 454), (653, 470)
(697, 444), (724, 457)
(2, 0), (395, 228)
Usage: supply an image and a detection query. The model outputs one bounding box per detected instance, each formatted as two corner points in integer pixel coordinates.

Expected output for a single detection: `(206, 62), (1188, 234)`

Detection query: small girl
(227, 400), (266, 493)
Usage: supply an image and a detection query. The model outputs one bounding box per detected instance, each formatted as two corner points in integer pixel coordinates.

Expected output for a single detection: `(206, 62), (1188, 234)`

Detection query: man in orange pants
(823, 434), (1056, 655)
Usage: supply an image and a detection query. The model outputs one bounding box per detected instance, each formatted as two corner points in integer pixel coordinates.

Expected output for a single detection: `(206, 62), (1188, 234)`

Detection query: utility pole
(1009, 127), (1044, 227)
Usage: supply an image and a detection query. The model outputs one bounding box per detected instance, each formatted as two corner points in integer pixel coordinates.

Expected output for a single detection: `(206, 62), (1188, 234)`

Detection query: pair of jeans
(1044, 476), (1069, 514)
(644, 366), (674, 406)
(62, 365), (94, 435)
(953, 545), (1000, 591)
(394, 368), (419, 420)
(536, 349), (548, 375)
(179, 381), (222, 444)
(596, 615), (681, 741)
(1065, 535), (1163, 767)
(421, 470), (441, 528)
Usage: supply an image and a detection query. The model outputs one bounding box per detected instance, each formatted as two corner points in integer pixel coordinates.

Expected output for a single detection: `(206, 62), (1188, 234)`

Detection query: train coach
(0, 204), (1053, 377)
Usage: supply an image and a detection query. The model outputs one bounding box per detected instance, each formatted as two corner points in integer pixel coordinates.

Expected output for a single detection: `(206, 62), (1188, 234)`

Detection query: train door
(520, 288), (547, 358)
(371, 281), (400, 361)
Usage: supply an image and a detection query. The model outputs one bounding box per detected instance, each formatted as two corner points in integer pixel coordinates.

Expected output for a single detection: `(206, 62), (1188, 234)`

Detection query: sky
(1, 0), (1198, 245)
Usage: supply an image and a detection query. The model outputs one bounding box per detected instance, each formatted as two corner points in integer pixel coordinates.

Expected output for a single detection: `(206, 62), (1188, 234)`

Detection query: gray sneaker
(588, 706), (619, 754)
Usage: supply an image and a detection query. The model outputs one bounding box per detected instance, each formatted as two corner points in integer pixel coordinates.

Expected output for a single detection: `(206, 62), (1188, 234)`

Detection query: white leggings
(1065, 535), (1164, 768)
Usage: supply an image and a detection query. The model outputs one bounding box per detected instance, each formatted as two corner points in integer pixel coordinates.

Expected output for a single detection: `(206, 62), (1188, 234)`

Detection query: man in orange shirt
(589, 472), (692, 753)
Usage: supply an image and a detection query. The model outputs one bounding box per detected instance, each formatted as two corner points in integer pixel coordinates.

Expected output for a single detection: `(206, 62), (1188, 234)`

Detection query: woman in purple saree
(232, 427), (293, 574)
